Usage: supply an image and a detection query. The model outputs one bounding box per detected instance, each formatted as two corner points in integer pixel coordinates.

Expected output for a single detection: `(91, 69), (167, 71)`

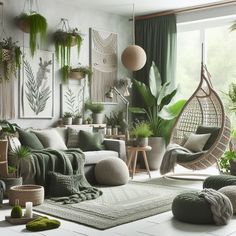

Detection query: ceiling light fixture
(121, 4), (147, 71)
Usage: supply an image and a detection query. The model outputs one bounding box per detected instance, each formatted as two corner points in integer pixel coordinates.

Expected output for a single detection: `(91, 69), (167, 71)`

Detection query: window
(176, 16), (236, 99)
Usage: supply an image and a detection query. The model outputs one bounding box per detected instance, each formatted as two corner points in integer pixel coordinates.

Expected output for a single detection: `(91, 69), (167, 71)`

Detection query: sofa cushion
(32, 129), (67, 150)
(67, 126), (93, 148)
(78, 130), (104, 151)
(52, 127), (68, 145)
(18, 129), (44, 150)
(84, 151), (118, 165)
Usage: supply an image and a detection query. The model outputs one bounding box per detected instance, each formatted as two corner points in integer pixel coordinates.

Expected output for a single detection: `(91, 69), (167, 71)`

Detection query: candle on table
(25, 202), (33, 218)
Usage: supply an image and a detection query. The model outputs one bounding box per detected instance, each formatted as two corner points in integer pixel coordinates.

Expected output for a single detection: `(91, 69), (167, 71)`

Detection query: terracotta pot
(17, 19), (30, 33)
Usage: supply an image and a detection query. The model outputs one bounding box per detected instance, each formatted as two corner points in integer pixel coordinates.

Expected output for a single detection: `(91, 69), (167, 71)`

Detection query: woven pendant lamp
(121, 5), (146, 71)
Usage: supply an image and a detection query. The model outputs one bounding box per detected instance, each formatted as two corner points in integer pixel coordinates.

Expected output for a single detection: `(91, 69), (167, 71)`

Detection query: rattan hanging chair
(169, 64), (231, 170)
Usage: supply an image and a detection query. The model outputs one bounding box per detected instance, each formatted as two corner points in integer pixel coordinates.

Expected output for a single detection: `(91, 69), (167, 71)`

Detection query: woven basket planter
(69, 71), (84, 80)
(8, 185), (44, 207)
(1, 49), (12, 62)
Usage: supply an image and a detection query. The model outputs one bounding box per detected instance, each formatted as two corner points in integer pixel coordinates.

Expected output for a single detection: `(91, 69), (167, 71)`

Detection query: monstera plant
(130, 62), (186, 170)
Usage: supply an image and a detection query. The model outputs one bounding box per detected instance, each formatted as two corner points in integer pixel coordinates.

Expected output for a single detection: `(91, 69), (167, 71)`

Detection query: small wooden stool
(127, 146), (152, 179)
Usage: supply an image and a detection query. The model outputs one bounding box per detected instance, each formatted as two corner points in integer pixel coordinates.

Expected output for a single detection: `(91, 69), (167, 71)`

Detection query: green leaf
(149, 62), (161, 98)
(159, 89), (177, 111)
(157, 81), (171, 106)
(132, 79), (156, 107)
(158, 99), (186, 120)
(129, 107), (146, 114)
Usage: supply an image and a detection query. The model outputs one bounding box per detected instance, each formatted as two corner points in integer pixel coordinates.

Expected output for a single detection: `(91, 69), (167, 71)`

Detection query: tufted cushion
(219, 186), (236, 215)
(203, 175), (236, 190)
(172, 192), (214, 224)
(95, 158), (129, 186)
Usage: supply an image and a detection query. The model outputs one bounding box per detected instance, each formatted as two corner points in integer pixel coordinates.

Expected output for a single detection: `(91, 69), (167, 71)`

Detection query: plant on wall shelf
(61, 64), (92, 83)
(15, 12), (47, 56)
(53, 19), (83, 68)
(0, 37), (22, 82)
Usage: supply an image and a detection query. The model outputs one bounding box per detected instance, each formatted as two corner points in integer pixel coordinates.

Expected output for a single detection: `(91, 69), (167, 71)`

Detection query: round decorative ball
(121, 45), (147, 71)
(95, 158), (129, 186)
(172, 192), (214, 224)
(219, 186), (236, 214)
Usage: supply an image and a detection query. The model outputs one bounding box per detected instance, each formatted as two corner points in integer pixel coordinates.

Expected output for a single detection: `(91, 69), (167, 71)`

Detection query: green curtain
(134, 14), (177, 85)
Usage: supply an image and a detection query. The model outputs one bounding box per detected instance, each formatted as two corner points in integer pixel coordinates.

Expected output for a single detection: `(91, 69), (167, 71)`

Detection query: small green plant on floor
(219, 150), (236, 173)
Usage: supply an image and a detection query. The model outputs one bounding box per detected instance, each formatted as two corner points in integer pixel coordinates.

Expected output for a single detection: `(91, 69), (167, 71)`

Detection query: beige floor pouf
(219, 186), (236, 215)
(95, 158), (129, 186)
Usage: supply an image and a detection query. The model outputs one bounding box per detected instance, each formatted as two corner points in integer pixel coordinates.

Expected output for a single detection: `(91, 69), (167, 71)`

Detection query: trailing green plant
(0, 120), (19, 139)
(63, 112), (73, 118)
(9, 146), (31, 178)
(131, 122), (153, 138)
(16, 12), (47, 56)
(129, 61), (186, 143)
(85, 101), (104, 114)
(53, 28), (83, 68)
(219, 150), (236, 173)
(223, 83), (236, 113)
(0, 37), (22, 82)
(61, 64), (92, 83)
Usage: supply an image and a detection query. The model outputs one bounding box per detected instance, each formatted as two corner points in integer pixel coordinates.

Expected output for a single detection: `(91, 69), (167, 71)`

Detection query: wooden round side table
(127, 146), (152, 179)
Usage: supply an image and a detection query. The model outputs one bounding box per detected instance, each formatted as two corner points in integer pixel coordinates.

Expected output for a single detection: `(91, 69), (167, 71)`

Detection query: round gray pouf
(95, 158), (129, 186)
(219, 186), (236, 215)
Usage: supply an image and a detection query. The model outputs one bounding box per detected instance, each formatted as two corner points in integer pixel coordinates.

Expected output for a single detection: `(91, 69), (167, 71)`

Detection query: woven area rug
(35, 180), (190, 230)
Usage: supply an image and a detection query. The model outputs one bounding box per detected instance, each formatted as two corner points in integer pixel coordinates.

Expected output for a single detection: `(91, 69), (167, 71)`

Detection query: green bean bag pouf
(219, 186), (236, 214)
(203, 175), (236, 190)
(172, 192), (214, 224)
(26, 217), (60, 231)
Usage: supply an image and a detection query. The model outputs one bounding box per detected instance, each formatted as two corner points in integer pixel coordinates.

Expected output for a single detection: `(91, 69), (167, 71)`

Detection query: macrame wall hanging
(90, 28), (117, 103)
(0, 2), (16, 120)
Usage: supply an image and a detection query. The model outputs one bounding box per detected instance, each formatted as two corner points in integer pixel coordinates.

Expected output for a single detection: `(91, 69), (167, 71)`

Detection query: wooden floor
(1, 165), (235, 236)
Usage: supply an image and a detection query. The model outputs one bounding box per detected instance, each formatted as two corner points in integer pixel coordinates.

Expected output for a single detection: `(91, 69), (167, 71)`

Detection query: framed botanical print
(19, 49), (54, 119)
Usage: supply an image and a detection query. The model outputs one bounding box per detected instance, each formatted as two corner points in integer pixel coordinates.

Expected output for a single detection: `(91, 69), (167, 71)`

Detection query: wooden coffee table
(127, 146), (152, 179)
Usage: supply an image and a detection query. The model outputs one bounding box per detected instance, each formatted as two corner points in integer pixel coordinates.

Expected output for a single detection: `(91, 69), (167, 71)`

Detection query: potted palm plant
(15, 12), (47, 56)
(85, 101), (104, 124)
(61, 64), (92, 83)
(0, 37), (21, 82)
(131, 122), (153, 147)
(130, 62), (186, 170)
(53, 27), (83, 69)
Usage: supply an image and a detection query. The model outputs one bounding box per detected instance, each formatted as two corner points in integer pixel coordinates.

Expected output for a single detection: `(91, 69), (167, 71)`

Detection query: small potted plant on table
(131, 122), (153, 147)
(85, 101), (104, 124)
(73, 113), (83, 125)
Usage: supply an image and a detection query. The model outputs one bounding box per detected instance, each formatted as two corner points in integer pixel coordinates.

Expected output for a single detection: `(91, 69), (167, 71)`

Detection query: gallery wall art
(90, 28), (118, 103)
(60, 80), (85, 117)
(19, 49), (54, 119)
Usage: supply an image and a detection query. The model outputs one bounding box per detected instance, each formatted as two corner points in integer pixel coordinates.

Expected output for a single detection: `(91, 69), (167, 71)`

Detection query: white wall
(2, 0), (132, 128)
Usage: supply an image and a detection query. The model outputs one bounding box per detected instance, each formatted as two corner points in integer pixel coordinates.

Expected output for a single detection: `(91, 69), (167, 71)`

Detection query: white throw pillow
(67, 126), (93, 148)
(32, 129), (67, 150)
(183, 133), (211, 152)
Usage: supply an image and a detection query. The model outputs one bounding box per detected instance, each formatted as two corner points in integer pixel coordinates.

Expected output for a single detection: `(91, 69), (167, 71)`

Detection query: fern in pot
(15, 12), (47, 56)
(61, 64), (92, 83)
(131, 122), (153, 147)
(85, 101), (104, 124)
(0, 37), (21, 82)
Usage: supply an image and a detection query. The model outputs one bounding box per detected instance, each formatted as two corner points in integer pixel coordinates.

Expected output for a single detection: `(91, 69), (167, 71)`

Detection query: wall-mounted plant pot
(16, 19), (30, 33)
(69, 71), (85, 80)
(62, 117), (72, 125)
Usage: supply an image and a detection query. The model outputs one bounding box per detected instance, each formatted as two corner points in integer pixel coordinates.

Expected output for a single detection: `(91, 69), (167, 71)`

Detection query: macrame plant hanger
(0, 2), (16, 119)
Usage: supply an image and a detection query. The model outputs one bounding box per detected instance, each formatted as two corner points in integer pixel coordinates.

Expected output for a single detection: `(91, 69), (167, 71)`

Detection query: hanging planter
(15, 12), (47, 56)
(61, 64), (92, 83)
(0, 38), (22, 82)
(53, 19), (83, 69)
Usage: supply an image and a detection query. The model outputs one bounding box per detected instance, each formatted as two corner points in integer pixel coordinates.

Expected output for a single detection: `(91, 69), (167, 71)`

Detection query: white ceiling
(60, 0), (224, 16)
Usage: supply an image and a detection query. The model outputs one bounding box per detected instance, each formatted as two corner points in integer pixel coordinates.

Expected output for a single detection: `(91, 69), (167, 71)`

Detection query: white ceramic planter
(147, 137), (166, 170)
(92, 113), (104, 124)
(62, 117), (72, 125)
